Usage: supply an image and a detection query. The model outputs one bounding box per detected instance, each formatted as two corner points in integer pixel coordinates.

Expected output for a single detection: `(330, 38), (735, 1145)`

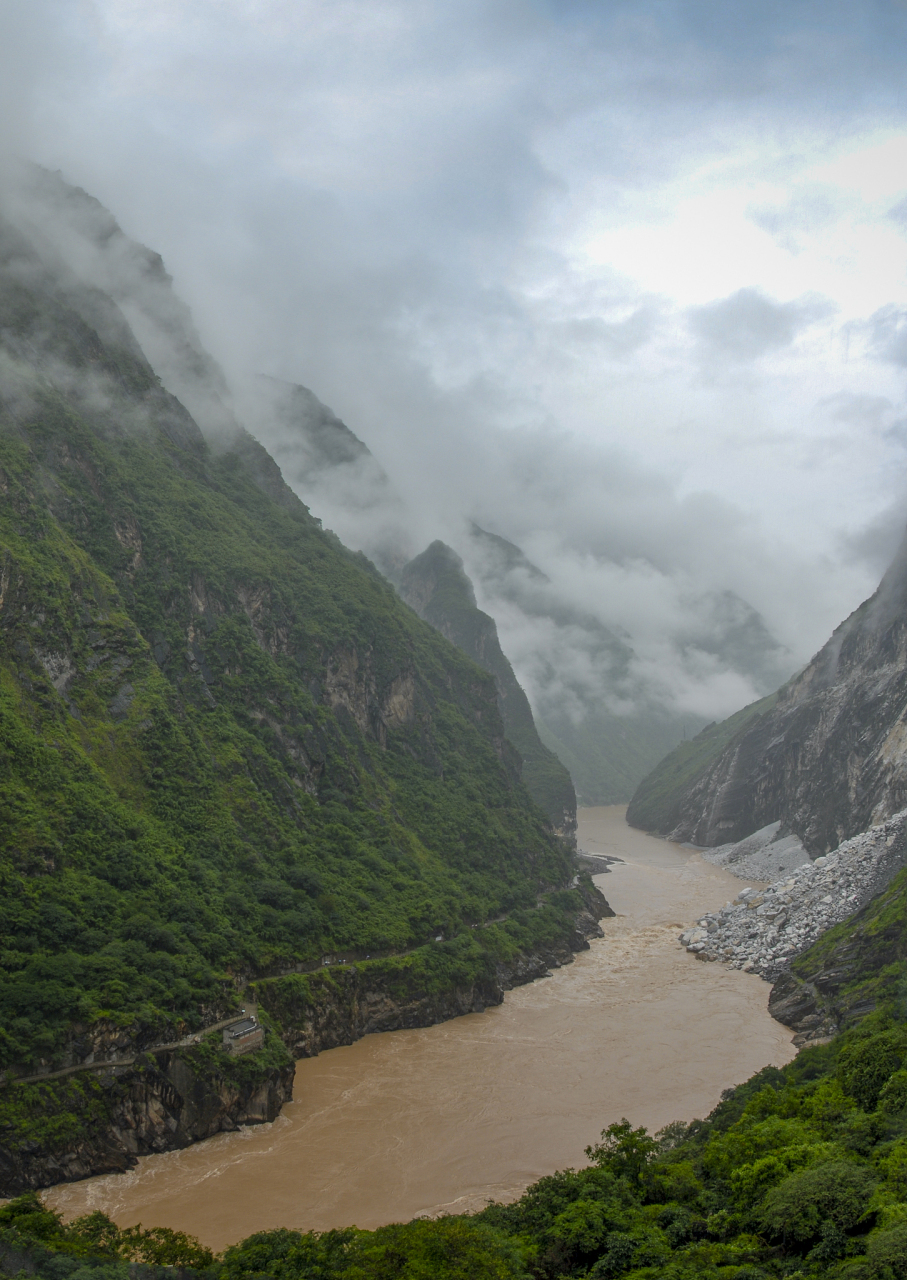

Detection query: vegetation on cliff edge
(7, 886), (907, 1278)
(9, 1000), (907, 1278)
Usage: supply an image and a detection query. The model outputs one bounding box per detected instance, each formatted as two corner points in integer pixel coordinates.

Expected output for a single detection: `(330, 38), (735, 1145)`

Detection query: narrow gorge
(44, 807), (795, 1247)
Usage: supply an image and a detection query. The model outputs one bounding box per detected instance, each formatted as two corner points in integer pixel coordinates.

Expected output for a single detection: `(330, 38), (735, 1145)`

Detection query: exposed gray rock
(678, 811), (907, 981)
(665, 526), (907, 855)
(698, 821), (810, 880)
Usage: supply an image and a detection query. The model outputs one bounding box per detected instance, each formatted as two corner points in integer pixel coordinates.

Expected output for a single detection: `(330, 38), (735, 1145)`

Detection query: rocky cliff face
(0, 875), (611, 1196)
(0, 1043), (294, 1197)
(0, 168), (582, 1102)
(399, 541), (577, 837)
(255, 883), (610, 1059)
(657, 528), (907, 855)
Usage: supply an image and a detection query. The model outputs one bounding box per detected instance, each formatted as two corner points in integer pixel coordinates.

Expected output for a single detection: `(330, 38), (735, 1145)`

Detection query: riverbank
(684, 808), (907, 990)
(45, 807), (795, 1249)
(0, 876), (607, 1199)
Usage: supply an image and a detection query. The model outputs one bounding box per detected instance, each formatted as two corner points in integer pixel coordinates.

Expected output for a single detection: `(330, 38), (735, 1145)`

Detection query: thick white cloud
(3, 0), (907, 719)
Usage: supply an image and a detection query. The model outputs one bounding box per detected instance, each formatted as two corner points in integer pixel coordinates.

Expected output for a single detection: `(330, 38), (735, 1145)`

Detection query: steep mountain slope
(626, 692), (779, 833)
(633, 527), (907, 854)
(0, 193), (604, 1103)
(398, 541), (576, 836)
(7, 164), (239, 440)
(236, 366), (792, 806)
(243, 377), (410, 580)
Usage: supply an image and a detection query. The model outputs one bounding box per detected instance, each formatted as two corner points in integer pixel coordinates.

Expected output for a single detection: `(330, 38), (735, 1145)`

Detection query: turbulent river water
(47, 807), (796, 1248)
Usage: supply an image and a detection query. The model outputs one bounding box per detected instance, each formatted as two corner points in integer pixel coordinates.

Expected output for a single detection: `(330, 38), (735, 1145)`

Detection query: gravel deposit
(679, 810), (907, 981)
(696, 820), (810, 880)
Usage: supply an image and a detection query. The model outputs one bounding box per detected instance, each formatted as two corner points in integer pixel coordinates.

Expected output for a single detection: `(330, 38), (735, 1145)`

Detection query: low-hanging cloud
(2, 0), (907, 734)
(689, 287), (836, 360)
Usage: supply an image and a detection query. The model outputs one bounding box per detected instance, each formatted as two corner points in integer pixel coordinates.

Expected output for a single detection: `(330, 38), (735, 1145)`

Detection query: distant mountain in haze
(399, 541), (577, 837)
(11, 165), (241, 440)
(673, 587), (792, 698)
(463, 524), (700, 803)
(238, 383), (794, 805)
(246, 376), (412, 581)
(25, 164), (795, 809)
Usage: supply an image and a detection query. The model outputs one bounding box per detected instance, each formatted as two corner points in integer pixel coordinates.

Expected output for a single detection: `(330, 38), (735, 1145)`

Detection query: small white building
(222, 1015), (264, 1055)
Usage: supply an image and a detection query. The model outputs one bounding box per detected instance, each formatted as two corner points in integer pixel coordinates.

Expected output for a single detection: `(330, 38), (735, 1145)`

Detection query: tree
(585, 1120), (657, 1184)
(758, 1160), (877, 1244)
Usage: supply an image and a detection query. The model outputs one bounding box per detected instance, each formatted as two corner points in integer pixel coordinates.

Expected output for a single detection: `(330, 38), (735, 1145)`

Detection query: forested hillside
(0, 191), (598, 1095)
(7, 979), (907, 1279)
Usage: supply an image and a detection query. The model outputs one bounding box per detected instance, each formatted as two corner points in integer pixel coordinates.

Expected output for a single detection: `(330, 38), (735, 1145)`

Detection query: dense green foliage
(626, 692), (779, 833)
(0, 1191), (216, 1273)
(9, 884), (907, 1278)
(0, 214), (575, 1072)
(399, 541), (576, 831)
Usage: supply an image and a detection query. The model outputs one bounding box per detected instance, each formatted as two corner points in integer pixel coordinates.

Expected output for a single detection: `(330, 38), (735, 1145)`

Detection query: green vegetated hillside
(626, 692), (780, 834)
(399, 541), (577, 835)
(0, 205), (590, 1082)
(9, 922), (907, 1279)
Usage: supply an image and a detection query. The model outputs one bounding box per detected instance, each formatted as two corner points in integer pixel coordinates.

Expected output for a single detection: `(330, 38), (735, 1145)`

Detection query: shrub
(838, 1031), (907, 1112)
(758, 1160), (877, 1243)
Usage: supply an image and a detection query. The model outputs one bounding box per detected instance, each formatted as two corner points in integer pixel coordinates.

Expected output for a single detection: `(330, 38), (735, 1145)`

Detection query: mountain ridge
(628, 522), (907, 856)
(0, 174), (609, 1189)
(398, 540), (577, 836)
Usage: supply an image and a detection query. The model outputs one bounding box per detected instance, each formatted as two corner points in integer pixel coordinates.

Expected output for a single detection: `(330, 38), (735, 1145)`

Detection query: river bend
(47, 807), (795, 1247)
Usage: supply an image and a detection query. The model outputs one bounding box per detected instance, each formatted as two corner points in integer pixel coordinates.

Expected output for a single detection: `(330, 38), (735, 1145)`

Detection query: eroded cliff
(635, 527), (907, 855)
(0, 1035), (294, 1197)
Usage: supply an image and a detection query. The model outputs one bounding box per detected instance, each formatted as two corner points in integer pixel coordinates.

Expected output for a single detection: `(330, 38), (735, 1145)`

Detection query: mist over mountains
(4, 3), (907, 774)
(4, 162), (804, 803)
(241, 361), (796, 801)
(0, 157), (620, 1096)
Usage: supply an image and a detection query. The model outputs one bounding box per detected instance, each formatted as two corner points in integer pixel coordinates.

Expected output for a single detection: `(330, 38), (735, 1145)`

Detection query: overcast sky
(4, 0), (907, 712)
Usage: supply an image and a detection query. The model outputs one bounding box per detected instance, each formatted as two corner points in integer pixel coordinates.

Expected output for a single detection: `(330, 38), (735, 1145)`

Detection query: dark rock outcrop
(0, 1045), (295, 1197)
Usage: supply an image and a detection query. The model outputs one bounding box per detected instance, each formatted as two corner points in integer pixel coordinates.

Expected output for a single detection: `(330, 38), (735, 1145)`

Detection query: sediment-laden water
(47, 807), (795, 1248)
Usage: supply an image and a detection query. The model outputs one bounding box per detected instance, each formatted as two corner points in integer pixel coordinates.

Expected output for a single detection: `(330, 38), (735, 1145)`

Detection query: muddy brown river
(47, 807), (796, 1248)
